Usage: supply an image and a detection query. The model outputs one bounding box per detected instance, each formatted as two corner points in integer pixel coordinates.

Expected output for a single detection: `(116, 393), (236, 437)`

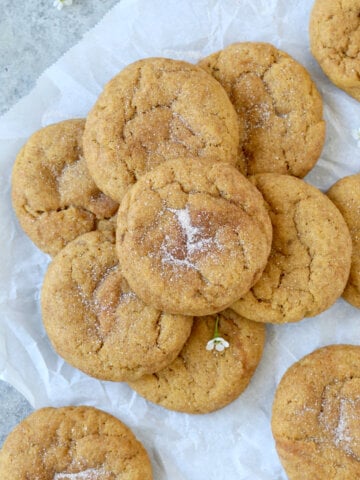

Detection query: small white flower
(206, 315), (230, 352)
(206, 336), (230, 352)
(53, 0), (73, 10)
(351, 127), (360, 147)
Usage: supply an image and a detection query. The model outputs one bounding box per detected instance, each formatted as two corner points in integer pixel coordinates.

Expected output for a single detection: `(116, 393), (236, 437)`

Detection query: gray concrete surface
(0, 0), (119, 116)
(0, 381), (33, 447)
(0, 0), (120, 447)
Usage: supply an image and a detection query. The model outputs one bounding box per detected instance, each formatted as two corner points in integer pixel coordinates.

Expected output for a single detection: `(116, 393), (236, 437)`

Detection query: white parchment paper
(1, 0), (360, 478)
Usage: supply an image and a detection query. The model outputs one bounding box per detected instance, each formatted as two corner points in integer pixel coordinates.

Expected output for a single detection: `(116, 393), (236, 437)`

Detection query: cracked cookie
(128, 309), (265, 414)
(11, 119), (118, 256)
(83, 57), (240, 203)
(0, 405), (153, 480)
(41, 230), (193, 382)
(310, 0), (360, 101)
(198, 42), (325, 177)
(116, 158), (272, 316)
(327, 173), (360, 308)
(231, 173), (352, 323)
(272, 345), (360, 480)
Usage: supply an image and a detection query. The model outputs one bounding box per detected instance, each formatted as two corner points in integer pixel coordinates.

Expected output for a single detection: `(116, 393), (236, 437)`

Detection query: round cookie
(11, 119), (118, 256)
(198, 42), (325, 177)
(116, 158), (272, 316)
(327, 173), (360, 308)
(83, 57), (240, 203)
(0, 405), (153, 479)
(41, 230), (193, 382)
(231, 173), (352, 324)
(310, 0), (360, 101)
(272, 345), (360, 480)
(128, 309), (265, 414)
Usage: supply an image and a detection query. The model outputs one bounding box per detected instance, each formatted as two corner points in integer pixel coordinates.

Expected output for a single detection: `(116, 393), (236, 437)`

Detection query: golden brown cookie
(128, 309), (265, 414)
(41, 231), (193, 382)
(83, 57), (240, 203)
(327, 173), (360, 308)
(272, 345), (360, 480)
(0, 405), (153, 479)
(231, 174), (352, 323)
(116, 158), (272, 316)
(198, 42), (325, 177)
(310, 0), (360, 101)
(11, 119), (118, 256)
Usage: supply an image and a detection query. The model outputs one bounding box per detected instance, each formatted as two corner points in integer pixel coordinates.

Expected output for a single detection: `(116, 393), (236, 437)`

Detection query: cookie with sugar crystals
(11, 119), (118, 256)
(83, 57), (240, 203)
(116, 158), (272, 316)
(199, 42), (325, 177)
(327, 173), (360, 308)
(128, 309), (265, 414)
(0, 405), (153, 480)
(310, 0), (360, 101)
(41, 230), (193, 382)
(231, 173), (352, 323)
(272, 345), (360, 480)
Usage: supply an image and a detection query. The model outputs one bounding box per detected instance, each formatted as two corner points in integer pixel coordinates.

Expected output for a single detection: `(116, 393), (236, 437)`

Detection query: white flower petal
(206, 340), (215, 351)
(216, 337), (229, 347)
(206, 335), (230, 352)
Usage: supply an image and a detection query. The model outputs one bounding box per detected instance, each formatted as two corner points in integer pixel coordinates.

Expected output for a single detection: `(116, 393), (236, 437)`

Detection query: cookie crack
(169, 111), (207, 152)
(209, 181), (269, 238)
(154, 312), (165, 352)
(292, 202), (316, 312)
(122, 65), (143, 132)
(24, 202), (98, 221)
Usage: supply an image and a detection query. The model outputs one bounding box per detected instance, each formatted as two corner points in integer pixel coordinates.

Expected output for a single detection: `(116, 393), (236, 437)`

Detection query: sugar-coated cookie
(0, 405), (153, 479)
(231, 174), (352, 323)
(41, 231), (193, 381)
(83, 57), (240, 203)
(327, 173), (360, 308)
(11, 119), (118, 256)
(128, 309), (265, 414)
(310, 0), (360, 101)
(272, 345), (360, 479)
(116, 158), (272, 316)
(199, 42), (325, 177)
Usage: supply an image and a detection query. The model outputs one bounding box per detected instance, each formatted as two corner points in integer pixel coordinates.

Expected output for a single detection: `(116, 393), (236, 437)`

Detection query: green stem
(214, 315), (220, 338)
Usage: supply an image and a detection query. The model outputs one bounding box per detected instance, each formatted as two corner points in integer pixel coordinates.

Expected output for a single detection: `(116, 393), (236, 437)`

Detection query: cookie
(128, 309), (265, 414)
(198, 42), (325, 177)
(327, 173), (360, 308)
(231, 174), (352, 323)
(11, 119), (118, 256)
(116, 158), (272, 316)
(41, 231), (193, 382)
(310, 0), (360, 101)
(83, 57), (240, 203)
(0, 405), (153, 479)
(272, 345), (360, 479)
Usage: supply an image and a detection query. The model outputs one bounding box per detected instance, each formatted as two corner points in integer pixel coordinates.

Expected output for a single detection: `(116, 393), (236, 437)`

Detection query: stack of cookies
(11, 44), (355, 414)
(7, 33), (359, 479)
